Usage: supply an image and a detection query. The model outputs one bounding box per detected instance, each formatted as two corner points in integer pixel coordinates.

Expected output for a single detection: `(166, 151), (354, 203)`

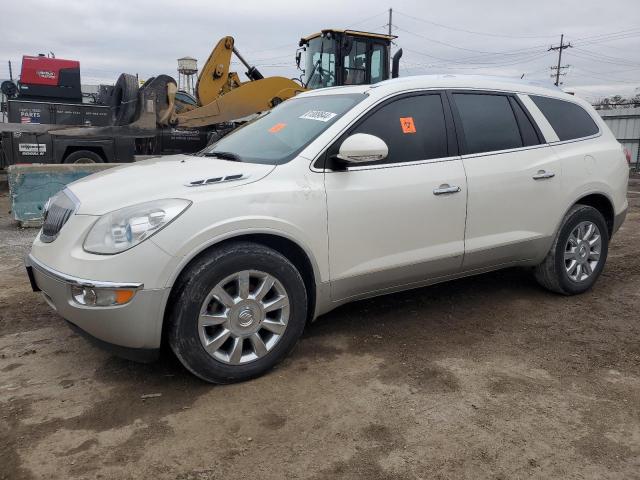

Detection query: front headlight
(83, 199), (191, 254)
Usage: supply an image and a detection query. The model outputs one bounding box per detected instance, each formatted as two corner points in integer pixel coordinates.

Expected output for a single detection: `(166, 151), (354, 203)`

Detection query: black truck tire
(63, 150), (103, 164)
(110, 73), (139, 126)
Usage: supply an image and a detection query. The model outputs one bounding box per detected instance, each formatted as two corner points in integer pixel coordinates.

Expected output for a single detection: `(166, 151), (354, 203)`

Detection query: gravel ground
(1, 179), (639, 480)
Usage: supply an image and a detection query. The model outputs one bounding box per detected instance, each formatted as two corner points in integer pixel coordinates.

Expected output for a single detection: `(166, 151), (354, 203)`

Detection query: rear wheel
(167, 242), (307, 383)
(534, 204), (609, 295)
(63, 150), (103, 164)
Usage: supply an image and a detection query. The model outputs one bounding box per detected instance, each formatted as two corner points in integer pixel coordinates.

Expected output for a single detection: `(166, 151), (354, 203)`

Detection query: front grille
(41, 189), (78, 243)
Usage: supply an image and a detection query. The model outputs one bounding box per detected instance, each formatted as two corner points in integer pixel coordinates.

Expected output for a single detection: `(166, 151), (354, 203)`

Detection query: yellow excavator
(149, 29), (402, 129)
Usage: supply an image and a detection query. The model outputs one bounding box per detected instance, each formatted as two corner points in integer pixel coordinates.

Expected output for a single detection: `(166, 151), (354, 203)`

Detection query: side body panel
(461, 145), (563, 268)
(325, 159), (468, 301)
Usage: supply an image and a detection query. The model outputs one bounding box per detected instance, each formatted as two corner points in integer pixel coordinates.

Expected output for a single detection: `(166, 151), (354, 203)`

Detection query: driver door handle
(532, 170), (555, 180)
(433, 184), (461, 195)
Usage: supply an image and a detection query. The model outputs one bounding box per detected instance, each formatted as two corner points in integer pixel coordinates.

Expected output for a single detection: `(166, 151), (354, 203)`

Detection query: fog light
(71, 286), (136, 306)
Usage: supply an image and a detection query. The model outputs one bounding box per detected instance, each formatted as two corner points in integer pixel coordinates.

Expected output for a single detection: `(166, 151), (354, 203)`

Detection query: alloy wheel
(198, 270), (290, 365)
(564, 221), (602, 282)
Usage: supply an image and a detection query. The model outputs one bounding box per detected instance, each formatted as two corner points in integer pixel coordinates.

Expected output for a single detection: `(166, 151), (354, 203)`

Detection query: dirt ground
(1, 180), (639, 480)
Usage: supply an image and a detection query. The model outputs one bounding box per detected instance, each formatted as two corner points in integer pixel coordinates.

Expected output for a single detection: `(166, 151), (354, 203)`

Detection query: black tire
(63, 150), (103, 164)
(1, 80), (17, 98)
(110, 73), (139, 126)
(167, 242), (308, 384)
(534, 204), (609, 295)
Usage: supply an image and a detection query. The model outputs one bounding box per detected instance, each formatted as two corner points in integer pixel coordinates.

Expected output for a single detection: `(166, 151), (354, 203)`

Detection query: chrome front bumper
(26, 254), (168, 361)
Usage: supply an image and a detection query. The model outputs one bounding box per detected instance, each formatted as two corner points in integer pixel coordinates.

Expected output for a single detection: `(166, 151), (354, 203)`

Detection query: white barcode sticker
(299, 110), (337, 122)
(18, 143), (47, 155)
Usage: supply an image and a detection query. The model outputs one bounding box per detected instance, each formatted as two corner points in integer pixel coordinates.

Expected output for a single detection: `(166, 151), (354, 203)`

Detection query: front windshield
(304, 37), (336, 89)
(201, 93), (365, 165)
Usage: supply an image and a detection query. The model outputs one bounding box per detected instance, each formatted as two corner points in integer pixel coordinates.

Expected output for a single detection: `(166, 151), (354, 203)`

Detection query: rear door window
(530, 95), (599, 141)
(348, 94), (449, 165)
(452, 93), (523, 154)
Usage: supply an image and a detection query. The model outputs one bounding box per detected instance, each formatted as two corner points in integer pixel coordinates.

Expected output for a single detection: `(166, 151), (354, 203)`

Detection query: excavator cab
(298, 29), (399, 89)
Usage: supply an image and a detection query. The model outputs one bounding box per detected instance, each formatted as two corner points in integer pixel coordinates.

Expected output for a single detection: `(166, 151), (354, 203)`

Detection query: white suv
(26, 75), (629, 383)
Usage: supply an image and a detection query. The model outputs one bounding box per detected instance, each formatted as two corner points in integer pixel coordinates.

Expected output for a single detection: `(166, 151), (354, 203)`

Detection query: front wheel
(167, 242), (307, 383)
(534, 204), (609, 295)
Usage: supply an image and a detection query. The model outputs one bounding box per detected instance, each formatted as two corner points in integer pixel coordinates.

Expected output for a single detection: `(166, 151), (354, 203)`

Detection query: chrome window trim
(308, 87), (569, 173)
(26, 254), (143, 290)
(459, 142), (550, 160)
(340, 155), (461, 172)
(546, 132), (603, 146)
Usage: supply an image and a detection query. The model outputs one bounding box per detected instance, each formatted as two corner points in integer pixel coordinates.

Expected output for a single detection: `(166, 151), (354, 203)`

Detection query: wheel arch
(574, 192), (614, 236)
(165, 231), (320, 326)
(62, 146), (107, 163)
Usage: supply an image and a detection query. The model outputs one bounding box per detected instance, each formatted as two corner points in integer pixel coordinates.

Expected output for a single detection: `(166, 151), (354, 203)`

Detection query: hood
(68, 154), (275, 215)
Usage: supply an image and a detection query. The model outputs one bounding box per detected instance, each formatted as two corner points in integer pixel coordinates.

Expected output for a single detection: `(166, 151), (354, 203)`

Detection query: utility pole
(549, 34), (572, 86)
(386, 8), (394, 76)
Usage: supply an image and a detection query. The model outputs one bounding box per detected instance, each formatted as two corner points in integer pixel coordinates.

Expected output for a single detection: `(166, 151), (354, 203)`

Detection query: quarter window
(509, 97), (541, 146)
(453, 93), (523, 154)
(349, 94), (449, 165)
(530, 95), (599, 141)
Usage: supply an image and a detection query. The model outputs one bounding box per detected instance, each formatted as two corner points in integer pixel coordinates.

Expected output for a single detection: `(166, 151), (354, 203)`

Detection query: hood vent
(186, 173), (246, 187)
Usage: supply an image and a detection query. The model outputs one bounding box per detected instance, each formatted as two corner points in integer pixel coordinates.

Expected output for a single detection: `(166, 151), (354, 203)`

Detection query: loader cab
(299, 30), (396, 90)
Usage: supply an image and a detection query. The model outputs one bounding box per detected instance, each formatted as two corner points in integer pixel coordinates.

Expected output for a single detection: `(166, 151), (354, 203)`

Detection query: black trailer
(0, 121), (211, 168)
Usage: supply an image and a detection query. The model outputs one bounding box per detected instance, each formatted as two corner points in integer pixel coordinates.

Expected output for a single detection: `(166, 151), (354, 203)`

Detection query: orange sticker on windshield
(269, 123), (286, 133)
(400, 117), (416, 134)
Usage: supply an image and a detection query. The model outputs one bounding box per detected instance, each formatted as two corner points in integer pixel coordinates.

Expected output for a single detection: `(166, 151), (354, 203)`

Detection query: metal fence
(598, 107), (640, 170)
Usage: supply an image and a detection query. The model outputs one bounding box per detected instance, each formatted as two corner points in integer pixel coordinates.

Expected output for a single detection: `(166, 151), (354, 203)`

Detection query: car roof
(298, 74), (571, 101)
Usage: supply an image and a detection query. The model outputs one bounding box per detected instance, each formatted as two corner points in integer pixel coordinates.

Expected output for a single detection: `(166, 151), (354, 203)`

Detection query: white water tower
(177, 56), (198, 95)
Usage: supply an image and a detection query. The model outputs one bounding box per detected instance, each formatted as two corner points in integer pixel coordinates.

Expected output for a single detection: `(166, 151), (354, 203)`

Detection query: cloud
(0, 0), (638, 101)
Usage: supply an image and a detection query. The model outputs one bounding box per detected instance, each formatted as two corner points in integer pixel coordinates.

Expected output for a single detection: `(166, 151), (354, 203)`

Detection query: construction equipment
(15, 54), (82, 102)
(298, 29), (401, 89)
(149, 29), (401, 129)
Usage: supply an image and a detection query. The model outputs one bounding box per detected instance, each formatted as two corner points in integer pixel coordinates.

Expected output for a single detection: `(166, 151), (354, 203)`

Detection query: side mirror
(337, 133), (388, 164)
(295, 50), (302, 69)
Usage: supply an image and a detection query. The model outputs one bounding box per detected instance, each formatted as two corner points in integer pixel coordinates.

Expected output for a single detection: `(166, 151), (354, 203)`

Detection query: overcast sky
(1, 0), (639, 102)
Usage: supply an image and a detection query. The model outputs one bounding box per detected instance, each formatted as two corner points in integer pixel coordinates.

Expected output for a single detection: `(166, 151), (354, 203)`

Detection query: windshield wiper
(202, 151), (242, 162)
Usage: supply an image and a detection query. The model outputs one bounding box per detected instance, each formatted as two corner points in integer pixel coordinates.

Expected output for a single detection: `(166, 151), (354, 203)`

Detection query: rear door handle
(532, 170), (555, 180)
(433, 184), (461, 195)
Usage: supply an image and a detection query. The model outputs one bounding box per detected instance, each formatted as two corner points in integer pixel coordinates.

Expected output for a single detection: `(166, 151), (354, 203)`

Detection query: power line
(572, 28), (640, 43)
(571, 67), (640, 85)
(346, 11), (388, 29)
(394, 10), (559, 39)
(402, 43), (549, 68)
(396, 26), (548, 56)
(571, 47), (640, 67)
(401, 51), (550, 70)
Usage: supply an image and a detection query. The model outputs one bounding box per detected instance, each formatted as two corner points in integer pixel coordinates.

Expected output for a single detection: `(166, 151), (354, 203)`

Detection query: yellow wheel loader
(112, 29), (401, 134)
